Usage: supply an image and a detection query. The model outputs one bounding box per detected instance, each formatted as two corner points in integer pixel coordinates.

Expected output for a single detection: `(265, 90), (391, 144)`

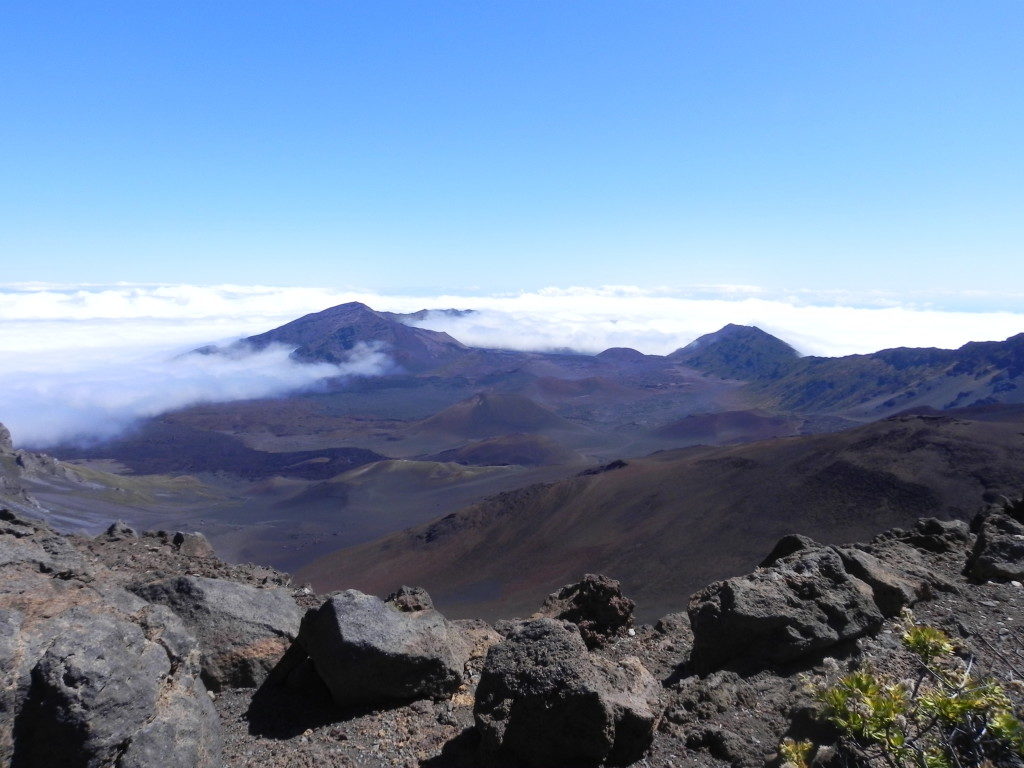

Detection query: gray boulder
(174, 531), (216, 558)
(903, 517), (972, 553)
(386, 584), (434, 612)
(966, 511), (1024, 582)
(834, 546), (929, 617)
(759, 534), (819, 567)
(0, 424), (11, 452)
(0, 511), (221, 767)
(131, 575), (302, 690)
(103, 519), (138, 540)
(533, 573), (635, 648)
(474, 618), (661, 767)
(297, 588), (469, 707)
(143, 529), (216, 558)
(688, 547), (883, 671)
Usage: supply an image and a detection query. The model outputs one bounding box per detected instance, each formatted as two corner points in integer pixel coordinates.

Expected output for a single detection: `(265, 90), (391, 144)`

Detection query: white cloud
(1, 283), (1022, 447)
(0, 341), (390, 447)
(406, 297), (1024, 357)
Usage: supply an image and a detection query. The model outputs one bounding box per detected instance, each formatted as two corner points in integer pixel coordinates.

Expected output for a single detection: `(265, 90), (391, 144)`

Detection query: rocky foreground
(1, 496), (1023, 767)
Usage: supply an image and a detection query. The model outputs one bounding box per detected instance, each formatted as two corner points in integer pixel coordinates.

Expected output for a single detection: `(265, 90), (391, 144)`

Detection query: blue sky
(2, 2), (1022, 296)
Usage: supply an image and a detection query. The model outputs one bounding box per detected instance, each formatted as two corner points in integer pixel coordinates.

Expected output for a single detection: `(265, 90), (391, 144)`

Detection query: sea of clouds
(2, 283), (1023, 447)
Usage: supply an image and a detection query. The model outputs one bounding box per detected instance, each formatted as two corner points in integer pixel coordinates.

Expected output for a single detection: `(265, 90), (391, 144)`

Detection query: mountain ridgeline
(229, 301), (469, 372)
(673, 322), (1024, 416)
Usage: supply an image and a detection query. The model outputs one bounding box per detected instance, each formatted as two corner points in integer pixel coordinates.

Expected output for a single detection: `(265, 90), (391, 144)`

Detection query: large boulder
(834, 546), (930, 617)
(688, 547), (883, 671)
(966, 509), (1024, 582)
(474, 618), (661, 767)
(759, 534), (819, 567)
(16, 607), (220, 768)
(0, 511), (221, 767)
(0, 424), (11, 453)
(144, 529), (216, 558)
(296, 588), (470, 707)
(131, 575), (302, 691)
(533, 573), (635, 648)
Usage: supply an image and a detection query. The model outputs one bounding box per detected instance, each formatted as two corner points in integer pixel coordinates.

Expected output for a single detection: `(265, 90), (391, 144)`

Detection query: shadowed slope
(300, 407), (1024, 621)
(652, 409), (801, 444)
(428, 434), (583, 466)
(415, 392), (580, 439)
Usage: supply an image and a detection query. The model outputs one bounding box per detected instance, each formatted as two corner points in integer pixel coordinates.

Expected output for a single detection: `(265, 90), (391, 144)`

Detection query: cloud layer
(2, 283), (1023, 447)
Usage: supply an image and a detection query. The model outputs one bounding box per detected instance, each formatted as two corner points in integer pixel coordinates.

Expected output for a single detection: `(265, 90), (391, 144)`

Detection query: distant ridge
(669, 324), (801, 380)
(240, 301), (468, 372)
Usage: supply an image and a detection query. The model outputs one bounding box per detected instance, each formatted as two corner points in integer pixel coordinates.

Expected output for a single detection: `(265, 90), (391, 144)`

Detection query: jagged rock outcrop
(533, 573), (635, 648)
(688, 546), (884, 671)
(758, 533), (818, 567)
(687, 516), (979, 674)
(293, 588), (470, 707)
(103, 519), (138, 540)
(966, 505), (1024, 582)
(0, 424), (11, 452)
(474, 618), (661, 767)
(386, 584), (435, 612)
(0, 509), (221, 767)
(131, 575), (303, 691)
(144, 529), (216, 558)
(833, 546), (930, 617)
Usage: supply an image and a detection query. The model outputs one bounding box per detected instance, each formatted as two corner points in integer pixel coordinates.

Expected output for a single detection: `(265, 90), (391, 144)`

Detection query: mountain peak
(669, 324), (800, 380)
(241, 301), (467, 372)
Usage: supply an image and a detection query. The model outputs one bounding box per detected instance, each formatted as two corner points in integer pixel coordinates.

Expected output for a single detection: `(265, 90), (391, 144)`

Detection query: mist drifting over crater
(2, 282), (1023, 447)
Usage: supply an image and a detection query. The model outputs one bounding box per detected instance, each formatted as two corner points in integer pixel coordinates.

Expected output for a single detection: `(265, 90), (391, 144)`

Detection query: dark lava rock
(688, 547), (883, 671)
(834, 546), (929, 617)
(0, 511), (221, 767)
(966, 510), (1024, 582)
(20, 608), (220, 768)
(174, 531), (216, 558)
(386, 584), (434, 612)
(297, 589), (469, 707)
(474, 618), (661, 768)
(144, 529), (216, 558)
(103, 519), (138, 540)
(131, 575), (302, 691)
(759, 534), (819, 567)
(533, 573), (635, 648)
(903, 517), (972, 553)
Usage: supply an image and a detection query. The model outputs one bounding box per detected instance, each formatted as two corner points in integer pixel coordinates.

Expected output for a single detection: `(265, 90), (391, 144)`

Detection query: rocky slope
(2, 488), (1023, 767)
(299, 408), (1024, 620)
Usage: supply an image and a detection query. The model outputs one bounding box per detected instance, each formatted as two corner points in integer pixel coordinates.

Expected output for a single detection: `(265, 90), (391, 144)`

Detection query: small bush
(779, 737), (814, 768)
(806, 613), (1024, 768)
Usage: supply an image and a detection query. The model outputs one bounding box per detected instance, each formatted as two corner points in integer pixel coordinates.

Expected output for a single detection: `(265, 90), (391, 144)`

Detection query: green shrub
(779, 737), (814, 768)
(798, 613), (1024, 768)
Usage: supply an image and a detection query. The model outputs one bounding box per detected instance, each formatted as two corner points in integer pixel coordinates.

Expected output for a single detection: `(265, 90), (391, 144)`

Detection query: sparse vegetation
(779, 736), (815, 768)
(809, 612), (1024, 768)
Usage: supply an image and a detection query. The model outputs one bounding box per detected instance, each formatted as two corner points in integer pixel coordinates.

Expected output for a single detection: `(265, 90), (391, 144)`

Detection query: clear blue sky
(2, 2), (1022, 296)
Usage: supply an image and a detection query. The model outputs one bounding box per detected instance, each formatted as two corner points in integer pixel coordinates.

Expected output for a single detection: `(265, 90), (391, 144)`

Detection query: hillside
(300, 405), (1024, 620)
(236, 301), (469, 372)
(414, 392), (581, 439)
(4, 475), (1022, 768)
(669, 323), (801, 380)
(675, 324), (1024, 417)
